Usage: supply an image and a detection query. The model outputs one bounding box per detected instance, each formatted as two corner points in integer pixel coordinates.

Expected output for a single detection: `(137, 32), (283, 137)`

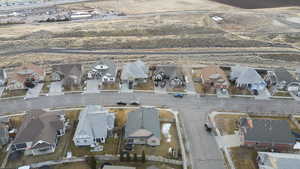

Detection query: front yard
(134, 80), (154, 90)
(229, 147), (258, 169)
(1, 89), (27, 98)
(102, 83), (120, 90)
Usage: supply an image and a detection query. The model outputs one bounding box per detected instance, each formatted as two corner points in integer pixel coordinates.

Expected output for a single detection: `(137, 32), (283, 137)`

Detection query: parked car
(204, 123), (212, 132)
(130, 101), (140, 106)
(116, 101), (127, 106)
(173, 93), (184, 98)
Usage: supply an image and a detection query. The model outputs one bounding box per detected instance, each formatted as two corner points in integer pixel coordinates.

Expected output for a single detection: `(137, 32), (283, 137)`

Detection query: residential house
(257, 152), (300, 169)
(200, 65), (229, 89)
(11, 110), (66, 156)
(230, 65), (266, 92)
(0, 69), (7, 87)
(153, 65), (185, 88)
(125, 107), (160, 146)
(239, 118), (296, 151)
(121, 60), (148, 89)
(103, 166), (136, 169)
(52, 64), (82, 89)
(265, 68), (298, 91)
(7, 64), (45, 90)
(73, 105), (115, 146)
(87, 60), (117, 83)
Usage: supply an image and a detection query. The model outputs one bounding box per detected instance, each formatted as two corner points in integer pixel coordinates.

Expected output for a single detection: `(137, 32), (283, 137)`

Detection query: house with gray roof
(87, 59), (117, 83)
(0, 69), (7, 87)
(266, 68), (298, 91)
(153, 65), (185, 88)
(125, 107), (160, 146)
(240, 118), (296, 151)
(11, 110), (66, 156)
(52, 64), (82, 89)
(121, 60), (149, 89)
(73, 105), (115, 146)
(257, 152), (300, 169)
(230, 65), (266, 91)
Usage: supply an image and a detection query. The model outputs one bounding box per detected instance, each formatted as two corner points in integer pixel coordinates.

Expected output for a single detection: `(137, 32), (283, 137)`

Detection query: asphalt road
(0, 92), (300, 169)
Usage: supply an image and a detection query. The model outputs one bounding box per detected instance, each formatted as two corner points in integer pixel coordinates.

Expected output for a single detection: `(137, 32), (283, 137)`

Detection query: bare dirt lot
(211, 0), (300, 9)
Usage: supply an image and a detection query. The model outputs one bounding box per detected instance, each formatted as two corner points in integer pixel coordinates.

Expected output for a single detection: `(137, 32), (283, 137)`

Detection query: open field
(211, 0), (300, 9)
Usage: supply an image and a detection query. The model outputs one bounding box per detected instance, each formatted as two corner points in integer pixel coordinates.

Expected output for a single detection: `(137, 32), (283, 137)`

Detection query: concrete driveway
(183, 68), (196, 94)
(85, 80), (100, 93)
(0, 87), (4, 97)
(24, 83), (43, 99)
(48, 81), (63, 96)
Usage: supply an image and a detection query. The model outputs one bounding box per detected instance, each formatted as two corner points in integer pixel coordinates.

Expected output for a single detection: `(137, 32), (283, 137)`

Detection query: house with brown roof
(51, 64), (82, 89)
(7, 63), (45, 90)
(11, 110), (66, 156)
(200, 65), (229, 89)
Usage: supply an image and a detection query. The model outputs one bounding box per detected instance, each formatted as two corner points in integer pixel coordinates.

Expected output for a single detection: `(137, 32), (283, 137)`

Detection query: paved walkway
(24, 83), (43, 99)
(0, 87), (4, 97)
(48, 81), (63, 96)
(85, 79), (100, 93)
(183, 67), (196, 94)
(216, 133), (241, 148)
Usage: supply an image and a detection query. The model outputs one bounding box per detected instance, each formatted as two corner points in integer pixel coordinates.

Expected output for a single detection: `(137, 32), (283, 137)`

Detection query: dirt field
(211, 0), (300, 9)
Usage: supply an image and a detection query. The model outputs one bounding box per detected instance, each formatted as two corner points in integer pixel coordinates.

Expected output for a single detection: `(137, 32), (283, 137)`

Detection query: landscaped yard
(102, 82), (120, 90)
(1, 89), (27, 98)
(69, 137), (120, 156)
(229, 147), (258, 169)
(193, 82), (205, 94)
(109, 108), (136, 129)
(214, 114), (247, 136)
(228, 86), (251, 95)
(134, 80), (154, 90)
(273, 91), (292, 97)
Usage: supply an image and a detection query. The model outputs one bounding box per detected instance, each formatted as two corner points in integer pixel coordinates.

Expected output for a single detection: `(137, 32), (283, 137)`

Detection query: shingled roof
(258, 152), (300, 169)
(13, 110), (64, 146)
(240, 118), (296, 145)
(125, 107), (160, 139)
(274, 67), (297, 85)
(121, 60), (148, 80)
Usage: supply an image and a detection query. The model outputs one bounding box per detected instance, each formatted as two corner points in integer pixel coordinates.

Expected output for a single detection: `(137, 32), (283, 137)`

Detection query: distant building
(7, 64), (45, 90)
(73, 105), (115, 146)
(265, 67), (298, 91)
(257, 152), (300, 169)
(125, 107), (160, 146)
(0, 69), (7, 87)
(230, 65), (266, 91)
(240, 118), (296, 151)
(52, 64), (82, 89)
(11, 110), (66, 156)
(87, 59), (117, 83)
(153, 65), (185, 88)
(121, 60), (148, 89)
(200, 65), (229, 89)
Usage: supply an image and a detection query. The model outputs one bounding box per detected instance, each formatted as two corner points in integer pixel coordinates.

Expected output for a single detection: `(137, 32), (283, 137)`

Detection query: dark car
(130, 101), (140, 106)
(116, 101), (127, 106)
(173, 93), (184, 98)
(204, 123), (212, 132)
